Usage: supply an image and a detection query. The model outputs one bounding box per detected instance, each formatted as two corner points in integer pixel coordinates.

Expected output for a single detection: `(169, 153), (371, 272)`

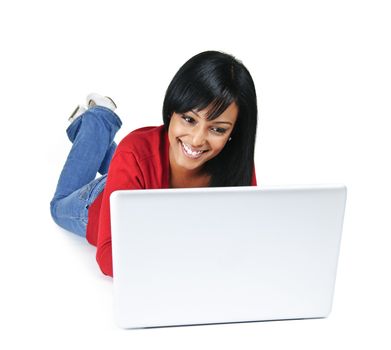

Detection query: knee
(50, 199), (60, 225)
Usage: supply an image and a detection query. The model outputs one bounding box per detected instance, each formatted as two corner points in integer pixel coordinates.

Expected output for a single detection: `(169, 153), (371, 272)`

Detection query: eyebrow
(189, 110), (233, 125)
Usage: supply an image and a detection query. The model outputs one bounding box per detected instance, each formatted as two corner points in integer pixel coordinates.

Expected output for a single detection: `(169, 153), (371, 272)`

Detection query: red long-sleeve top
(86, 125), (257, 277)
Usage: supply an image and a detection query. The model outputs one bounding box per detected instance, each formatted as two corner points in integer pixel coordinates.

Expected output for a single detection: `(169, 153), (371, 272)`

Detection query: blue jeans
(50, 106), (122, 237)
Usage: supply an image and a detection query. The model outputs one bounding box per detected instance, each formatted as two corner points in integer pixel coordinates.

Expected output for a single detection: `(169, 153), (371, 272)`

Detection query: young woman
(50, 50), (258, 277)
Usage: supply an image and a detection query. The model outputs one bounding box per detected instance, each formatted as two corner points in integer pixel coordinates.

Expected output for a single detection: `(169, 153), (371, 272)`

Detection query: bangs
(174, 85), (236, 121)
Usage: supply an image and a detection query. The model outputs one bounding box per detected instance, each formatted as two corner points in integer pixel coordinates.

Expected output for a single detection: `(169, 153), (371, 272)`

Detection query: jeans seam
(79, 176), (107, 203)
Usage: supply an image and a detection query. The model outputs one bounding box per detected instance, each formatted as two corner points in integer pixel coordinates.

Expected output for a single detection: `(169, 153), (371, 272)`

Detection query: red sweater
(86, 125), (257, 277)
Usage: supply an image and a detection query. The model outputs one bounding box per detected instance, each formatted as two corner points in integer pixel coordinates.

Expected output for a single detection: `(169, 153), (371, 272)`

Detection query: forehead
(191, 102), (238, 121)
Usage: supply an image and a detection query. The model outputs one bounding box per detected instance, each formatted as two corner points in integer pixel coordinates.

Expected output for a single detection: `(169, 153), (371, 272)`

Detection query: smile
(179, 140), (208, 159)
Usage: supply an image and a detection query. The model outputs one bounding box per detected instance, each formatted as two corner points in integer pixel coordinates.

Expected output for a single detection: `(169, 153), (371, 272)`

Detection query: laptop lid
(110, 184), (347, 328)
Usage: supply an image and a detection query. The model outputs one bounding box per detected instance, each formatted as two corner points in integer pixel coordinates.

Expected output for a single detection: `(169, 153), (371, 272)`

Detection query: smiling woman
(50, 50), (259, 277)
(163, 51), (258, 188)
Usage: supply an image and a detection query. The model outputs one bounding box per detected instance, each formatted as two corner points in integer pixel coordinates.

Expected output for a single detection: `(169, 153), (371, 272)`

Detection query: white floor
(1, 1), (390, 349)
(3, 211), (391, 349)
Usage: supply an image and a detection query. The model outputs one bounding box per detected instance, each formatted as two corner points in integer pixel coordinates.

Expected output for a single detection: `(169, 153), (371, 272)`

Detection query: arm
(96, 151), (145, 277)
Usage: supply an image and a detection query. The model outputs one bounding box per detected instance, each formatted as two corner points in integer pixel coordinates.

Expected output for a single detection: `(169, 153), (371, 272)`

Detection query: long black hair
(162, 50), (258, 187)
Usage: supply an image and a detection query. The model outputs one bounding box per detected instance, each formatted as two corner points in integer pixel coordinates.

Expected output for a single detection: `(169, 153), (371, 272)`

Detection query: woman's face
(168, 102), (238, 175)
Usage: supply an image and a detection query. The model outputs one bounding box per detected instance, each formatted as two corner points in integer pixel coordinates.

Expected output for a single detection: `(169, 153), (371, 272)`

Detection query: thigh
(50, 175), (107, 237)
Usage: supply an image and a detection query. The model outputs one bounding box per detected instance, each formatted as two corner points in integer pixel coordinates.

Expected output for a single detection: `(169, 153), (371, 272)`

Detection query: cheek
(210, 139), (228, 154)
(168, 121), (180, 141)
(168, 118), (186, 138)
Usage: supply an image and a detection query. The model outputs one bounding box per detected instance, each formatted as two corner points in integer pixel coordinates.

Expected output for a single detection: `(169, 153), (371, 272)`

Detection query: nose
(191, 125), (207, 147)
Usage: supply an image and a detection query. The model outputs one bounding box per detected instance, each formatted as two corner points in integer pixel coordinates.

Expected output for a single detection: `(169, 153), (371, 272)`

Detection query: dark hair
(162, 50), (258, 187)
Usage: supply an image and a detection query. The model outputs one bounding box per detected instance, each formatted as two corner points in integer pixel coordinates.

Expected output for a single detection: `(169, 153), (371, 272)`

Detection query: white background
(1, 0), (390, 348)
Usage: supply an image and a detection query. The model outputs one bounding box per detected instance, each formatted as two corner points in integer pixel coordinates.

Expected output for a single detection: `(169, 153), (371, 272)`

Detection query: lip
(179, 139), (208, 159)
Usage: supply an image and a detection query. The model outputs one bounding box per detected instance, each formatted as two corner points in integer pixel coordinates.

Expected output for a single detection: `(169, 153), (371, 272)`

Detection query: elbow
(96, 242), (113, 278)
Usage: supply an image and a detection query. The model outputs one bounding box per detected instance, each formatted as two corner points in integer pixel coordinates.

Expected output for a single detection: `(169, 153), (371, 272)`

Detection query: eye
(211, 127), (227, 135)
(181, 115), (195, 124)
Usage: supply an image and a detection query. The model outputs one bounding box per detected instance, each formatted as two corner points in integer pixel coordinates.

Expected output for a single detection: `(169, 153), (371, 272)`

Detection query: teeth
(182, 142), (203, 156)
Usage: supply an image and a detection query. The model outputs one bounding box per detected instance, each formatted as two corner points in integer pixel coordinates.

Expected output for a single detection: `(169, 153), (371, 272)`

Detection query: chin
(178, 158), (206, 171)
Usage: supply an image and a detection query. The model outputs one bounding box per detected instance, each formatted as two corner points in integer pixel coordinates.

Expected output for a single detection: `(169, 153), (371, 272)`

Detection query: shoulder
(115, 125), (167, 161)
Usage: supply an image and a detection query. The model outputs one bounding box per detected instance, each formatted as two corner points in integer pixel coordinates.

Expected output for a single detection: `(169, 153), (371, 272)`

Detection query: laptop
(110, 184), (347, 329)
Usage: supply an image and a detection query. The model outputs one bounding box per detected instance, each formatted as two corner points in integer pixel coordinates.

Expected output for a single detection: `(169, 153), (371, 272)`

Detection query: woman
(50, 50), (258, 277)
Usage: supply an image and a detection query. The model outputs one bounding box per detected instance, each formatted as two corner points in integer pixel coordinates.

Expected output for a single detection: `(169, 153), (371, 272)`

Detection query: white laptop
(110, 184), (347, 329)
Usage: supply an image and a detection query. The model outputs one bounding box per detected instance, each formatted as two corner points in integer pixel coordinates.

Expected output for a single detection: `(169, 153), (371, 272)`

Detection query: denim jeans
(50, 106), (122, 237)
